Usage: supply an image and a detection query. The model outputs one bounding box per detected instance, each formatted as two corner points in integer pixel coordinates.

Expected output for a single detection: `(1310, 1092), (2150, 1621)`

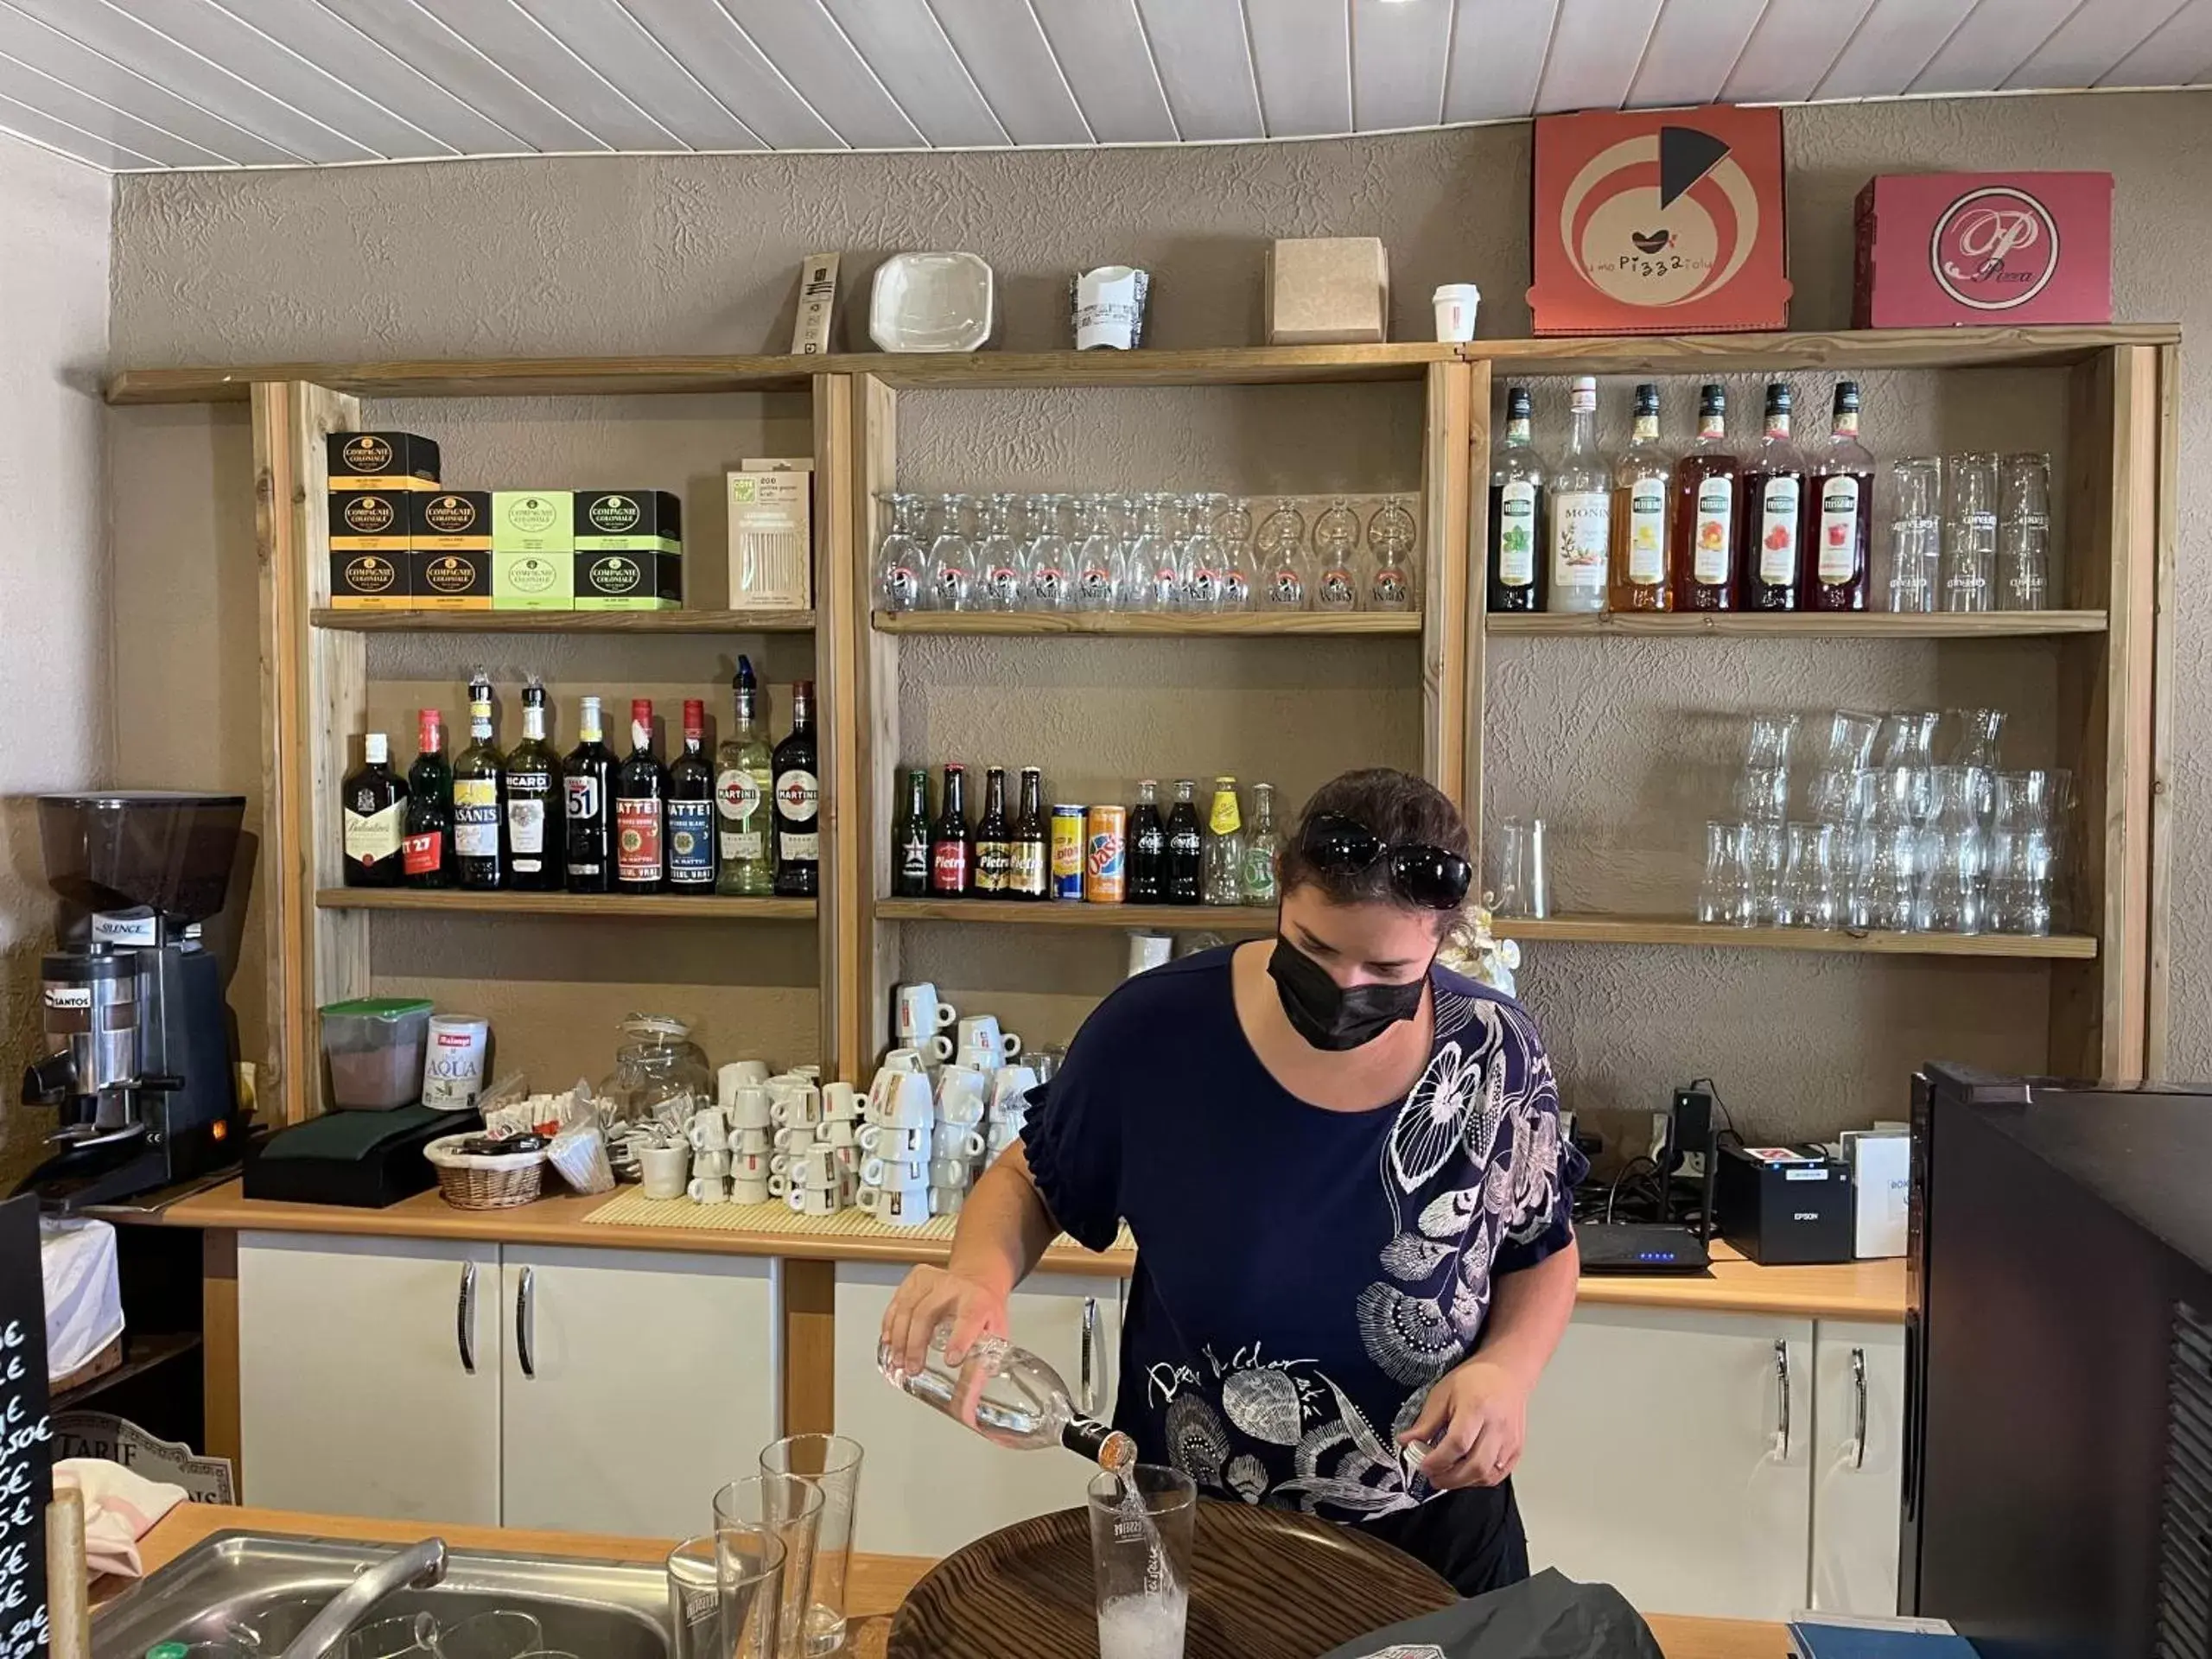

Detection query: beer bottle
(892, 767), (932, 899)
(1127, 779), (1166, 902)
(974, 766), (1012, 897)
(931, 765), (973, 896)
(1008, 766), (1048, 900)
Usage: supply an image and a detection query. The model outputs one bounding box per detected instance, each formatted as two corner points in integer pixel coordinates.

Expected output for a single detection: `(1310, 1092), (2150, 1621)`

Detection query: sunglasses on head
(1298, 814), (1471, 912)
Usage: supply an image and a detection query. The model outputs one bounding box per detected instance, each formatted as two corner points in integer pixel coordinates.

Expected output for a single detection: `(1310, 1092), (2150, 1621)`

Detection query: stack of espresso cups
(860, 1057), (936, 1225)
(765, 1074), (858, 1216)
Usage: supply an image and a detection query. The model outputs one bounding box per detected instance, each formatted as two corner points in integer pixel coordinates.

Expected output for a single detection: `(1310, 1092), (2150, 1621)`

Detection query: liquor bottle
(1204, 777), (1244, 906)
(771, 680), (820, 899)
(1737, 382), (1805, 613)
(340, 734), (407, 887)
(502, 683), (560, 891)
(1126, 779), (1166, 903)
(1806, 382), (1874, 613)
(714, 657), (777, 897)
(1237, 785), (1276, 906)
(892, 768), (933, 899)
(402, 708), (452, 889)
(1546, 375), (1609, 613)
(973, 766), (1012, 898)
(1671, 384), (1739, 613)
(1487, 385), (1547, 613)
(615, 698), (666, 893)
(880, 1329), (1135, 1470)
(563, 696), (618, 894)
(452, 676), (505, 891)
(930, 764), (972, 896)
(1165, 779), (1204, 906)
(1609, 383), (1673, 613)
(666, 698), (717, 895)
(1008, 767), (1049, 900)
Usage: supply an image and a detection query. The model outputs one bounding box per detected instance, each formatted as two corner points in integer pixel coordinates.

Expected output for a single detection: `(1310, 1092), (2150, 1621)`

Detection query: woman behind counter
(882, 767), (1583, 1595)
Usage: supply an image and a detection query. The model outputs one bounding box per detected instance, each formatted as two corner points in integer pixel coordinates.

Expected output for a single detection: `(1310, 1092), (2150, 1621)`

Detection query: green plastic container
(320, 996), (434, 1110)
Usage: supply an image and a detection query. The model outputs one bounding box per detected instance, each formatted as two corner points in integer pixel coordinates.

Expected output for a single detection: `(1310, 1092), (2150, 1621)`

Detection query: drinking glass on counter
(1087, 1465), (1197, 1659)
(1942, 453), (1999, 613)
(2000, 453), (2053, 611)
(714, 1474), (825, 1659)
(1886, 458), (1942, 613)
(668, 1530), (784, 1659)
(760, 1434), (865, 1657)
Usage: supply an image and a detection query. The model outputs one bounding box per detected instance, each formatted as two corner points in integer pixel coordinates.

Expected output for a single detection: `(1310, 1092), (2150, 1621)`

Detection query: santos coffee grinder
(18, 791), (248, 1211)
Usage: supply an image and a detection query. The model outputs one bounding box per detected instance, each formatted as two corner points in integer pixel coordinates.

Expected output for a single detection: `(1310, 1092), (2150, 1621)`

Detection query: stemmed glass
(873, 493), (925, 613)
(1312, 497), (1362, 613)
(1023, 493), (1074, 612)
(1212, 495), (1255, 610)
(1255, 501), (1311, 612)
(1177, 494), (1228, 612)
(1367, 497), (1417, 613)
(925, 493), (976, 612)
(1071, 493), (1125, 612)
(973, 493), (1024, 613)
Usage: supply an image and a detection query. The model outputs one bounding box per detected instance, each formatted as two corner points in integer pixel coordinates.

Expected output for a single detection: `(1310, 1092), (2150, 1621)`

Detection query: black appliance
(1903, 1061), (2212, 1653)
(1714, 1141), (1854, 1264)
(17, 791), (248, 1211)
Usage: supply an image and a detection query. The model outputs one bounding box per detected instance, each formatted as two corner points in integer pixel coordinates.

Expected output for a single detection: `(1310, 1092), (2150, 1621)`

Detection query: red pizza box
(1853, 172), (2113, 327)
(1529, 105), (1789, 336)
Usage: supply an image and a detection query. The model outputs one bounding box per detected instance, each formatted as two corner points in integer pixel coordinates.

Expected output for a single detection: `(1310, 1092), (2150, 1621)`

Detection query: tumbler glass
(1808, 710), (1882, 823)
(1849, 769), (1922, 932)
(1915, 766), (1988, 934)
(713, 1474), (824, 1659)
(668, 1531), (784, 1659)
(1990, 770), (2057, 935)
(1698, 821), (1751, 926)
(1087, 1465), (1197, 1659)
(1942, 453), (1998, 613)
(1745, 712), (1801, 770)
(1943, 707), (2005, 771)
(1886, 458), (1942, 613)
(1488, 817), (1548, 918)
(1778, 823), (1838, 929)
(1999, 452), (2052, 611)
(759, 1434), (864, 1657)
(1746, 823), (1787, 927)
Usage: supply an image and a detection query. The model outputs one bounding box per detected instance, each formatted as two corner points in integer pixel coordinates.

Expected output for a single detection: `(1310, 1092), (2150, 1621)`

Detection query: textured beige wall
(1, 132), (111, 1180)
(105, 92), (2212, 1138)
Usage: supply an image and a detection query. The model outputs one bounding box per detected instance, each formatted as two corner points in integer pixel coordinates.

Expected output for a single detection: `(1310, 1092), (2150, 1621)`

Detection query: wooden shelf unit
(204, 328), (2172, 1116)
(316, 888), (817, 921)
(1485, 611), (2108, 639)
(872, 610), (1420, 637)
(1493, 915), (2098, 959)
(875, 898), (1278, 931)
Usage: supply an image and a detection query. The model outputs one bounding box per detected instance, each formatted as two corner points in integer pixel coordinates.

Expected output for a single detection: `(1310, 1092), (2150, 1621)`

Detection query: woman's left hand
(1396, 1358), (1531, 1490)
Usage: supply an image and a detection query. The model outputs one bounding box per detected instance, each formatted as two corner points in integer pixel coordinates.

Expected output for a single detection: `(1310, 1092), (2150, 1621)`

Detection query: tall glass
(1990, 770), (2057, 935)
(1886, 458), (1942, 613)
(1255, 501), (1312, 612)
(1778, 823), (1838, 929)
(668, 1531), (783, 1659)
(1487, 817), (1548, 918)
(926, 493), (976, 613)
(1699, 821), (1751, 926)
(1213, 496), (1255, 610)
(1087, 1465), (1197, 1659)
(760, 1435), (863, 1658)
(1024, 493), (1074, 612)
(1176, 494), (1228, 612)
(1073, 493), (1126, 613)
(1312, 497), (1362, 613)
(1915, 766), (1988, 934)
(713, 1474), (825, 1659)
(1942, 453), (1998, 613)
(1999, 453), (2052, 611)
(1849, 768), (1922, 932)
(1366, 496), (1418, 613)
(1808, 710), (1881, 823)
(874, 493), (926, 613)
(974, 493), (1024, 613)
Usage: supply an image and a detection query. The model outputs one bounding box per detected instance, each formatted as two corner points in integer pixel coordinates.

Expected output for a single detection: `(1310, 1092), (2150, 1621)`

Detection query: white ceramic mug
(989, 1065), (1039, 1118)
(856, 1180), (931, 1226)
(773, 1123), (821, 1152)
(771, 1085), (823, 1129)
(693, 1148), (731, 1180)
(938, 1124), (986, 1160)
(868, 1072), (934, 1128)
(786, 1142), (842, 1187)
(732, 1126), (772, 1155)
(880, 1047), (926, 1076)
(925, 1033), (958, 1065)
(688, 1175), (728, 1205)
(861, 1153), (929, 1187)
(894, 982), (958, 1039)
(928, 1156), (973, 1187)
(731, 1176), (771, 1205)
(717, 1059), (771, 1104)
(820, 1116), (857, 1148)
(937, 1065), (988, 1117)
(822, 1080), (861, 1121)
(731, 1147), (772, 1179)
(958, 1016), (1021, 1058)
(687, 1110), (730, 1153)
(930, 1185), (967, 1217)
(860, 1122), (931, 1158)
(640, 1145), (690, 1200)
(786, 1182), (840, 1217)
(937, 1093), (987, 1130)
(727, 1086), (774, 1130)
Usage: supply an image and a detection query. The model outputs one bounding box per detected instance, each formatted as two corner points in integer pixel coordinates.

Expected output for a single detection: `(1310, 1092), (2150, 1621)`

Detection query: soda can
(1085, 805), (1128, 904)
(1051, 805), (1087, 900)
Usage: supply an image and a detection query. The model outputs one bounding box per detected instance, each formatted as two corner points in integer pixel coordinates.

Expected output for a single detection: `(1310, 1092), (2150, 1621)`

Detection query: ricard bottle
(881, 1328), (1135, 1469)
(502, 682), (560, 891)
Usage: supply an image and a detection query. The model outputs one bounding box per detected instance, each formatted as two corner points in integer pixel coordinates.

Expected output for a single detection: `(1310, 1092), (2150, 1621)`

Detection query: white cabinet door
(834, 1263), (1122, 1557)
(1516, 1305), (1815, 1619)
(500, 1246), (780, 1538)
(238, 1231), (501, 1524)
(1811, 1321), (1905, 1617)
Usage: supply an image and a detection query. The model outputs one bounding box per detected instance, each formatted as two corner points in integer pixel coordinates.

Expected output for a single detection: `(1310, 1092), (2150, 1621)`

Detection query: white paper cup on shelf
(1432, 283), (1481, 343)
(1073, 265), (1150, 350)
(422, 1016), (489, 1106)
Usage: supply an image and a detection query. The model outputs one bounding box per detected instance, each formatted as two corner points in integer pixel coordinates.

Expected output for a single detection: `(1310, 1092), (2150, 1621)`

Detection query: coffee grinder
(18, 791), (248, 1211)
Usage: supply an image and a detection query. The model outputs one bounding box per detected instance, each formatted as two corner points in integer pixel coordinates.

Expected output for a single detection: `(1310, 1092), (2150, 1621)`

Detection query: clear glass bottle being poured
(881, 1326), (1135, 1469)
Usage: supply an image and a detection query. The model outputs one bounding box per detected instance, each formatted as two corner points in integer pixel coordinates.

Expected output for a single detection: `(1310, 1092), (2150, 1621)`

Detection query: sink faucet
(276, 1538), (449, 1659)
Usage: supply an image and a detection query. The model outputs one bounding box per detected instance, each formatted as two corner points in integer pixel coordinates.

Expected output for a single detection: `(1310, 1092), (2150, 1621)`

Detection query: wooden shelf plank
(1485, 609), (2107, 639)
(309, 607), (816, 634)
(317, 888), (817, 920)
(1496, 914), (2097, 958)
(876, 898), (1276, 930)
(105, 327), (2181, 405)
(871, 610), (1419, 637)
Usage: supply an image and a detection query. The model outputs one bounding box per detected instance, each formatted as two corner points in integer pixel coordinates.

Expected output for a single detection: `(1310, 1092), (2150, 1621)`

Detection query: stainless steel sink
(93, 1534), (669, 1659)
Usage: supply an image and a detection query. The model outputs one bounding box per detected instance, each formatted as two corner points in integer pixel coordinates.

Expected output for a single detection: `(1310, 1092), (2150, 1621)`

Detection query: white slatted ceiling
(0, 0), (2206, 172)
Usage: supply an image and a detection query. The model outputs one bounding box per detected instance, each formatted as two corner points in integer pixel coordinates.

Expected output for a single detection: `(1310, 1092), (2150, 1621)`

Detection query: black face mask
(1268, 937), (1428, 1052)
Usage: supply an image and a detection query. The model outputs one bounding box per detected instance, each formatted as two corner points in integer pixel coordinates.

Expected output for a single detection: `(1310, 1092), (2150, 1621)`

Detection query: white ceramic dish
(870, 251), (995, 352)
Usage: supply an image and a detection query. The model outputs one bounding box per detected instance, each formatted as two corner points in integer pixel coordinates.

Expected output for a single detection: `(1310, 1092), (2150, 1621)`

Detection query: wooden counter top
(120, 1503), (1787, 1659)
(111, 1179), (1904, 1320)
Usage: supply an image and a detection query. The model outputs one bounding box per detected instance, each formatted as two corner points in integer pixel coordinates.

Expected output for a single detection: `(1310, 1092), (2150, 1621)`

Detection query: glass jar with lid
(597, 1012), (712, 1132)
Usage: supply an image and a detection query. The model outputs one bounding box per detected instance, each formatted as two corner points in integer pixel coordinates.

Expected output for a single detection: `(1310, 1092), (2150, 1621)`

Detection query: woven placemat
(583, 1186), (1132, 1251)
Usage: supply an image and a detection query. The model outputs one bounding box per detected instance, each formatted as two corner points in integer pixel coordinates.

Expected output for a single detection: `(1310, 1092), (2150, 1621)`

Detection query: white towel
(53, 1459), (187, 1579)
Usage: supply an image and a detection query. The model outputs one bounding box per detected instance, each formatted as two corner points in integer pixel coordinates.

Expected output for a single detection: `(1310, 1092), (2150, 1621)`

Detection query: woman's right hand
(882, 1264), (1010, 1378)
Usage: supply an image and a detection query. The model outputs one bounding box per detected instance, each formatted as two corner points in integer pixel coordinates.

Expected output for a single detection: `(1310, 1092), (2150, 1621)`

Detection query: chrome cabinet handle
(1772, 1338), (1792, 1459)
(456, 1262), (476, 1375)
(517, 1267), (537, 1379)
(1852, 1347), (1868, 1470)
(1079, 1296), (1098, 1414)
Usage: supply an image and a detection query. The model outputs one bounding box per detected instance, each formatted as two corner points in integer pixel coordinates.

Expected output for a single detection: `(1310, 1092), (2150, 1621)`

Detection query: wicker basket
(425, 1133), (548, 1211)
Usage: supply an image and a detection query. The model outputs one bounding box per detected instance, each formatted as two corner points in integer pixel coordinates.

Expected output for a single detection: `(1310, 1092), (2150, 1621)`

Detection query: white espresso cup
(787, 1142), (842, 1187)
(989, 1065), (1039, 1118)
(928, 1156), (973, 1187)
(718, 1060), (772, 1104)
(931, 1185), (967, 1217)
(938, 1065), (988, 1117)
(893, 982), (958, 1039)
(687, 1110), (730, 1153)
(786, 1182), (840, 1217)
(860, 1122), (931, 1159)
(771, 1084), (823, 1129)
(820, 1118), (857, 1150)
(938, 1124), (986, 1160)
(731, 1147), (772, 1179)
(688, 1174), (728, 1205)
(726, 1086), (774, 1130)
(822, 1080), (861, 1121)
(639, 1145), (689, 1200)
(693, 1148), (731, 1180)
(856, 1180), (932, 1227)
(773, 1123), (821, 1152)
(880, 1047), (927, 1076)
(861, 1153), (929, 1187)
(732, 1126), (772, 1154)
(731, 1176), (771, 1205)
(868, 1071), (935, 1128)
(958, 1016), (1022, 1059)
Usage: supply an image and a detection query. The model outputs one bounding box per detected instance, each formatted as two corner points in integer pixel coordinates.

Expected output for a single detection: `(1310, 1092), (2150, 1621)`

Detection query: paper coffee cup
(1073, 265), (1149, 351)
(1432, 283), (1481, 343)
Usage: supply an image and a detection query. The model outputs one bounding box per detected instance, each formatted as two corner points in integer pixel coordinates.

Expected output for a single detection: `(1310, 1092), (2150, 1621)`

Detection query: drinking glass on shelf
(1488, 817), (1548, 918)
(1914, 766), (1988, 934)
(1778, 822), (1838, 929)
(1127, 493), (1180, 613)
(713, 1474), (824, 1659)
(1877, 709), (1938, 773)
(1745, 713), (1800, 771)
(1366, 497), (1418, 613)
(1177, 493), (1229, 611)
(1255, 501), (1312, 612)
(1849, 768), (1922, 931)
(1942, 453), (1999, 613)
(1312, 497), (1363, 613)
(1886, 458), (1942, 613)
(1734, 765), (1789, 826)
(1072, 493), (1126, 612)
(1989, 770), (2057, 936)
(760, 1434), (864, 1657)
(1808, 709), (1882, 823)
(1999, 452), (2052, 611)
(1213, 495), (1255, 610)
(874, 492), (926, 613)
(974, 493), (1024, 613)
(1746, 823), (1787, 926)
(1699, 821), (1752, 926)
(926, 493), (976, 612)
(1023, 493), (1075, 612)
(1943, 706), (2005, 771)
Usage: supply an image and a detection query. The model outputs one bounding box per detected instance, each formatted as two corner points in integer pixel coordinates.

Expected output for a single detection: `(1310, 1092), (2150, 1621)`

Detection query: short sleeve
(1017, 1009), (1126, 1253)
(1488, 996), (1587, 1277)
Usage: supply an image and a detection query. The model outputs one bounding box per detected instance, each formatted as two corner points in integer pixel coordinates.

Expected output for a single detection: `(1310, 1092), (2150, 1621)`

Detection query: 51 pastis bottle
(563, 696), (617, 894)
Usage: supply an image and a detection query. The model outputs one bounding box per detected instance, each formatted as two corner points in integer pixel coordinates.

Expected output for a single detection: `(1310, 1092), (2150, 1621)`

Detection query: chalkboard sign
(0, 1195), (51, 1659)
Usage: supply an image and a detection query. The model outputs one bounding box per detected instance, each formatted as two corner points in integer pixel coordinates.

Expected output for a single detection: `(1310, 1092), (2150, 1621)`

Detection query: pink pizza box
(1853, 171), (2113, 328)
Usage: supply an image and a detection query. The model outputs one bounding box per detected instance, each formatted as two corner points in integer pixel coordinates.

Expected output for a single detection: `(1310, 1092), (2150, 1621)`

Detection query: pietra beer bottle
(931, 765), (972, 895)
(1008, 766), (1048, 899)
(973, 766), (1012, 897)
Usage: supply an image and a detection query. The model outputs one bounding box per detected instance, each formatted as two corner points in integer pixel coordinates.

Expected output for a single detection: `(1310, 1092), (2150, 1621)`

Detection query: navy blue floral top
(1022, 947), (1582, 1522)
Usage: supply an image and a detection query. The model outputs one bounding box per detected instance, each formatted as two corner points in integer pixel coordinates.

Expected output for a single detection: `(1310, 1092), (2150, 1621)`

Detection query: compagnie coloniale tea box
(328, 431), (440, 609)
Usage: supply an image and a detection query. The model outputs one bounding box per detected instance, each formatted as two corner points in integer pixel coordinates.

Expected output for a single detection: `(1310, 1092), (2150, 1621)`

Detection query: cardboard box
(410, 491), (493, 550)
(1853, 172), (2113, 327)
(329, 549), (409, 609)
(493, 490), (574, 553)
(791, 253), (839, 354)
(727, 467), (811, 610)
(410, 549), (492, 610)
(493, 550), (574, 611)
(327, 431), (440, 490)
(1529, 105), (1790, 335)
(575, 550), (681, 611)
(574, 489), (683, 550)
(1265, 238), (1389, 345)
